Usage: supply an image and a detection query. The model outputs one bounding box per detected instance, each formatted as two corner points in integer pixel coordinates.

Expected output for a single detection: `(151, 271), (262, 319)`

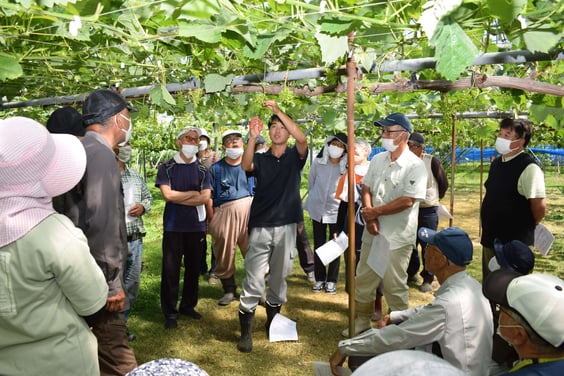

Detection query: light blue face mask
(118, 145), (132, 162)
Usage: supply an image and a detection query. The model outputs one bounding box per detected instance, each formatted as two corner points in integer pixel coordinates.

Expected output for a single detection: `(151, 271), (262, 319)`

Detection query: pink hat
(0, 117), (86, 198)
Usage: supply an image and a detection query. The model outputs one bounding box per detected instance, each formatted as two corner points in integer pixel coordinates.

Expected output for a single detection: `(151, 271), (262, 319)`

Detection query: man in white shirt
(330, 227), (494, 376)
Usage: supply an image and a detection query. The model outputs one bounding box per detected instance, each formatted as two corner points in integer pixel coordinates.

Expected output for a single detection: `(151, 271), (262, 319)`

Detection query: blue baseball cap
(374, 113), (412, 133)
(418, 227), (473, 266)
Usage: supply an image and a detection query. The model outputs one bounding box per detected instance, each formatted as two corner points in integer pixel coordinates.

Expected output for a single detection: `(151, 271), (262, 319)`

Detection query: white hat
(352, 350), (465, 376)
(177, 126), (201, 140)
(221, 129), (242, 143)
(199, 128), (211, 141)
(483, 270), (564, 347)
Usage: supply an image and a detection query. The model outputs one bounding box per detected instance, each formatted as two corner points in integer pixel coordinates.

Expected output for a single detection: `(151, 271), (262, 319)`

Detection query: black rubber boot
(237, 310), (254, 353)
(265, 301), (281, 338)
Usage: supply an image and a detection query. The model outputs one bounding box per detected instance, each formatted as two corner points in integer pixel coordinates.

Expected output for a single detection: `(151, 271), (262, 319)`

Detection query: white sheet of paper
(123, 182), (136, 223)
(315, 231), (348, 266)
(534, 223), (554, 256)
(312, 361), (352, 376)
(269, 313), (298, 342)
(437, 204), (453, 219)
(366, 234), (390, 279)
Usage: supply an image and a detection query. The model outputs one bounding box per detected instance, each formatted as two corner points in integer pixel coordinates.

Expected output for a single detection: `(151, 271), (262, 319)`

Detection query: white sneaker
(312, 281), (325, 292)
(325, 282), (337, 294)
(306, 271), (315, 283)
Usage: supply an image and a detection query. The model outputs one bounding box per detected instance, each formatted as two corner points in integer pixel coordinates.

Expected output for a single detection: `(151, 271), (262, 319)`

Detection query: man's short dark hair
(268, 114), (292, 129)
(499, 118), (533, 147)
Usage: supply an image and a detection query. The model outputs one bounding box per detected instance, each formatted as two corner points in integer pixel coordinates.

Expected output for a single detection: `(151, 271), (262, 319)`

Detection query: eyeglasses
(224, 136), (242, 144)
(381, 129), (405, 135)
(408, 142), (422, 149)
(183, 136), (199, 144)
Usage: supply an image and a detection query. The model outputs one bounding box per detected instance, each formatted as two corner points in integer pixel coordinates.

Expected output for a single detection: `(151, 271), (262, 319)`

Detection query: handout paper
(366, 234), (390, 279)
(534, 223), (555, 256)
(437, 205), (453, 219)
(315, 231), (349, 266)
(269, 313), (298, 342)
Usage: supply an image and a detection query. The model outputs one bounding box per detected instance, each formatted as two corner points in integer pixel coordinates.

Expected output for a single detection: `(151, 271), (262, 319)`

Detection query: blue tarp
(369, 146), (564, 164)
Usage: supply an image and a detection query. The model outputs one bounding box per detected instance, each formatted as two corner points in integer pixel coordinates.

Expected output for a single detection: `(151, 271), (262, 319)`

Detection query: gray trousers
(239, 224), (297, 312)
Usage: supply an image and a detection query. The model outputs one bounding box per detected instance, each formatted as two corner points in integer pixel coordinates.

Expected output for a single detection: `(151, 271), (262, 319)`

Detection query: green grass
(127, 167), (563, 375)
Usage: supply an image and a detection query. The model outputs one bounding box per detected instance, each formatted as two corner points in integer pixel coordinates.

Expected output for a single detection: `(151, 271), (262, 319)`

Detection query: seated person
(487, 239), (535, 371)
(483, 270), (564, 375)
(329, 227), (493, 376)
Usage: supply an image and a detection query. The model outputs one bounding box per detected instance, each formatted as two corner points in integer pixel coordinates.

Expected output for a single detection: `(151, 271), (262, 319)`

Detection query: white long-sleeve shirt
(338, 271), (494, 376)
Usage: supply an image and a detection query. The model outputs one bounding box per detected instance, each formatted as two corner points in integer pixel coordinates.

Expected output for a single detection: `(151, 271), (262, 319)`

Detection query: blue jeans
(407, 207), (439, 283)
(124, 238), (143, 321)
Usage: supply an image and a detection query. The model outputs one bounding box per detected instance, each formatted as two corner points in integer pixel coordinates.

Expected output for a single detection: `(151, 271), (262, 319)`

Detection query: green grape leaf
(0, 54), (23, 81)
(204, 73), (235, 93)
(432, 20), (478, 81)
(315, 29), (348, 65)
(523, 29), (562, 53)
(487, 0), (526, 24)
(178, 21), (222, 43)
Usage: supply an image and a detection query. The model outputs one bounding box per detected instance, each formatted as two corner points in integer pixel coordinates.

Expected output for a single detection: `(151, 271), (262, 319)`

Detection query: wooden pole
(346, 31), (357, 337)
(449, 114), (457, 227)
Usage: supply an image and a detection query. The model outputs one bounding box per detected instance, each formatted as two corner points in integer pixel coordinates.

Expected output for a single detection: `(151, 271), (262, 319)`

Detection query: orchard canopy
(1, 0), (563, 154)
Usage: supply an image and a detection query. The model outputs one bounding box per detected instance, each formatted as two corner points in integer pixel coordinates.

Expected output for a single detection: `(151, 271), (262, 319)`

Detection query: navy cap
(255, 135), (266, 145)
(493, 239), (535, 275)
(418, 227), (473, 266)
(374, 113), (412, 133)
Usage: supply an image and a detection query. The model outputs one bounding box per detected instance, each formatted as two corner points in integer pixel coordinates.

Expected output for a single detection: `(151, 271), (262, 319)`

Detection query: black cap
(328, 132), (348, 151)
(482, 269), (523, 308)
(46, 106), (85, 136)
(408, 132), (425, 145)
(82, 89), (128, 126)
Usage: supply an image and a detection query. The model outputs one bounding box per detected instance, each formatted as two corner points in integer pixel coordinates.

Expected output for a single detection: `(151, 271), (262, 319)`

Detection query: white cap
(484, 270), (564, 347)
(177, 127), (201, 140)
(507, 273), (564, 347)
(199, 128), (211, 141)
(221, 129), (242, 143)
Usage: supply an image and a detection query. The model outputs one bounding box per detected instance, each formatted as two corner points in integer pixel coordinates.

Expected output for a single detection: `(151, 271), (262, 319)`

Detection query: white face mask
(182, 144), (199, 159)
(117, 113), (133, 147)
(495, 137), (518, 155)
(255, 149), (266, 154)
(328, 144), (344, 159)
(225, 147), (244, 159)
(381, 138), (398, 152)
(496, 326), (512, 345)
(199, 140), (208, 151)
